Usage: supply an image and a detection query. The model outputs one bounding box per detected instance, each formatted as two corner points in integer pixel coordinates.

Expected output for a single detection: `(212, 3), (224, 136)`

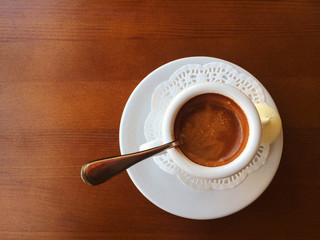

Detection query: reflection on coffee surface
(174, 93), (249, 167)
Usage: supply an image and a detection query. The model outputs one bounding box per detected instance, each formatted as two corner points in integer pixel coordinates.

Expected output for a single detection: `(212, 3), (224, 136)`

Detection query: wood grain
(1, 0), (319, 239)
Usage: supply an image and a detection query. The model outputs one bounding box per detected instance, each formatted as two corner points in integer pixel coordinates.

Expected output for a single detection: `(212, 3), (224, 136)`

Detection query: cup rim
(162, 82), (261, 179)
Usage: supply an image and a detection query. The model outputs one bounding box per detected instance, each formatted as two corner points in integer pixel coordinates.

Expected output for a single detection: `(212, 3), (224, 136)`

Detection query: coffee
(174, 93), (249, 167)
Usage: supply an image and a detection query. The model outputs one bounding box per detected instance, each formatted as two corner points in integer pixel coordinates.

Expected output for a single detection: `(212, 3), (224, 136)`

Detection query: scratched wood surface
(1, 1), (319, 239)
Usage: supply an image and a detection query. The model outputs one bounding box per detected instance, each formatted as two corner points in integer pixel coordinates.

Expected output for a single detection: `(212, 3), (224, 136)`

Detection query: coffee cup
(140, 82), (278, 179)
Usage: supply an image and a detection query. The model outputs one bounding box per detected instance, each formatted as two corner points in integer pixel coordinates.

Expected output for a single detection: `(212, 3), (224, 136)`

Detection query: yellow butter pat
(254, 103), (282, 145)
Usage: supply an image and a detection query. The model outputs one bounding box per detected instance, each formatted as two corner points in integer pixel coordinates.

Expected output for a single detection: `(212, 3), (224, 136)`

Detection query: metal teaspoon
(81, 139), (182, 186)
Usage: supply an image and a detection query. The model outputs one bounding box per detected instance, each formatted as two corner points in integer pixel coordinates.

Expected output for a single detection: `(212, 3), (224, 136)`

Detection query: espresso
(174, 93), (249, 167)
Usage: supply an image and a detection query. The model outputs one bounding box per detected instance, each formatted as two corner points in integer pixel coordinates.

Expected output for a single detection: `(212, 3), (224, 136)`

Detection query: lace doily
(143, 62), (270, 190)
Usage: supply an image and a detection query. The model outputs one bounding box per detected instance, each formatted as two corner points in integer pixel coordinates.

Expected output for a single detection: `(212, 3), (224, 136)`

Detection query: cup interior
(162, 82), (261, 179)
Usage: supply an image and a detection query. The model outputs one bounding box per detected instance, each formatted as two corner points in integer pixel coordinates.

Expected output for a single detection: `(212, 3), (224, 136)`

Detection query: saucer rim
(119, 56), (283, 220)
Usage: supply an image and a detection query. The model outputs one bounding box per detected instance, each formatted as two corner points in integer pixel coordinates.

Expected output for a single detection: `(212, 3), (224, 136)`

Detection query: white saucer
(119, 57), (283, 220)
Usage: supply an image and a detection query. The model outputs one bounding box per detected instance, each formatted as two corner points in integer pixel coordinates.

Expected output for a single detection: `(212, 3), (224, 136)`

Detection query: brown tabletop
(1, 1), (319, 239)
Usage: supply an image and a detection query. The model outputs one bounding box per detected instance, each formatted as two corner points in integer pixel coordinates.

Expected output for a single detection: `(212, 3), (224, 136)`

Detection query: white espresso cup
(141, 82), (268, 179)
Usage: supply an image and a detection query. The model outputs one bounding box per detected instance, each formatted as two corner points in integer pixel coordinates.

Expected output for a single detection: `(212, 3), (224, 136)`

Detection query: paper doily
(143, 62), (270, 190)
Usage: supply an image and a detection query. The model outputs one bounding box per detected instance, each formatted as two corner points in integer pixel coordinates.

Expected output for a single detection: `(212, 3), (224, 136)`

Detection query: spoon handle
(81, 140), (180, 186)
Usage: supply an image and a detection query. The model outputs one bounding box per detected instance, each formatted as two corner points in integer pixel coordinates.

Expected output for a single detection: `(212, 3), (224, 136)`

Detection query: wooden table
(1, 1), (319, 239)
